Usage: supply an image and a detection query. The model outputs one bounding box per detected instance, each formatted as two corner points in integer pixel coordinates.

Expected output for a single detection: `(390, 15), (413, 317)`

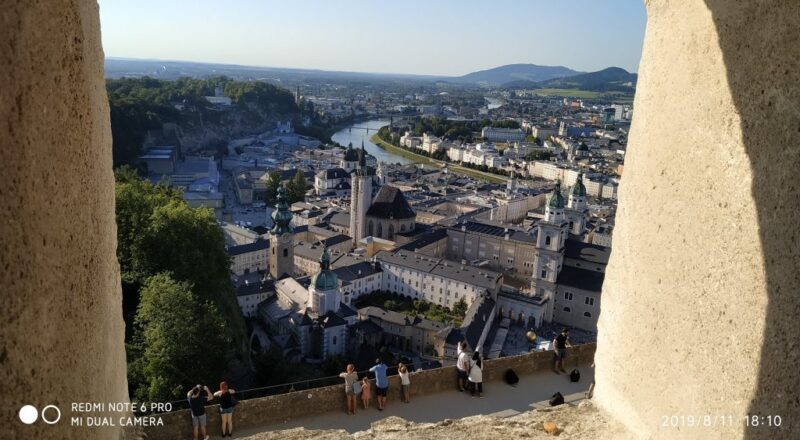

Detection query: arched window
(545, 236), (551, 246)
(583, 312), (592, 318)
(388, 224), (395, 239)
(368, 220), (374, 236)
(563, 307), (571, 313)
(377, 223), (383, 237)
(283, 248), (288, 257)
(332, 336), (337, 345)
(400, 224), (406, 232)
(569, 221), (574, 229)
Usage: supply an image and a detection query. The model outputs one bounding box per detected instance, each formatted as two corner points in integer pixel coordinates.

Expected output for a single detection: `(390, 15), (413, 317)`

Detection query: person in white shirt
(398, 362), (411, 403)
(456, 341), (471, 392)
(468, 351), (483, 398)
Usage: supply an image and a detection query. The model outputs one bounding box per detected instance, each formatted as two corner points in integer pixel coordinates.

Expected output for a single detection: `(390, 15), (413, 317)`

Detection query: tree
(453, 298), (468, 318)
(265, 171), (282, 205)
(286, 170), (308, 204)
(128, 273), (232, 402)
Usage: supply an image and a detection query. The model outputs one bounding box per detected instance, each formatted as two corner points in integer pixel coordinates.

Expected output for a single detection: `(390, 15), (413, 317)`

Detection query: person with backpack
(187, 384), (213, 440)
(213, 381), (237, 438)
(552, 328), (572, 374)
(339, 363), (359, 415)
(468, 351), (484, 398)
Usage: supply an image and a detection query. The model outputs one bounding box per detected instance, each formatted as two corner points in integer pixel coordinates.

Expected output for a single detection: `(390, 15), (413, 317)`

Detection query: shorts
(191, 414), (207, 428)
(376, 386), (388, 397)
(401, 384), (410, 394)
(345, 388), (355, 396)
(555, 348), (566, 361)
(219, 407), (234, 415)
(457, 369), (467, 379)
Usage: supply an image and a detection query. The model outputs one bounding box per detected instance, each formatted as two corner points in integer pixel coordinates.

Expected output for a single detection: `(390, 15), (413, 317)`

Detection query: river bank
(369, 133), (507, 184)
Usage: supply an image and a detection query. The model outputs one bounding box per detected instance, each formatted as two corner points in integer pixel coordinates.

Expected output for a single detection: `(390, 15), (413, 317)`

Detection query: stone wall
(594, 1), (800, 439)
(1, 1), (129, 439)
(142, 344), (595, 440)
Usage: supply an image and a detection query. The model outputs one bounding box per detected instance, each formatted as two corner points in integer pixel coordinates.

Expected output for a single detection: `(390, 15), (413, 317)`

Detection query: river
(330, 119), (414, 165)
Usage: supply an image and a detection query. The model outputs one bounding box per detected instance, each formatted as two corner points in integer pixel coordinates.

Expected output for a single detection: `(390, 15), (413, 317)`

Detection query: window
(569, 221), (574, 229)
(378, 223), (383, 237)
(585, 297), (595, 306)
(332, 336), (337, 345)
(283, 249), (288, 257)
(545, 236), (551, 246)
(368, 220), (374, 236)
(388, 224), (394, 239)
(583, 312), (592, 318)
(541, 270), (547, 278)
(564, 292), (573, 301)
(563, 307), (571, 313)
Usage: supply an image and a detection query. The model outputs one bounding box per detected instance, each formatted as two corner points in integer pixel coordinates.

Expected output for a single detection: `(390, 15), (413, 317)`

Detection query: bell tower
(269, 185), (294, 279)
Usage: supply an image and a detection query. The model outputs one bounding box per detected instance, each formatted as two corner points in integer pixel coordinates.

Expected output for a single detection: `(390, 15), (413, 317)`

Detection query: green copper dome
(310, 243), (338, 291)
(571, 173), (587, 197)
(547, 182), (566, 209)
(271, 185), (294, 235)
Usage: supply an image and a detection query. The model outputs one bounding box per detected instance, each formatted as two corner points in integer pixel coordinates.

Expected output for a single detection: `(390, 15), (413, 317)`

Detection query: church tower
(269, 185), (294, 279)
(531, 183), (568, 319)
(349, 142), (374, 247)
(566, 172), (588, 235)
(376, 161), (386, 186)
(308, 243), (341, 316)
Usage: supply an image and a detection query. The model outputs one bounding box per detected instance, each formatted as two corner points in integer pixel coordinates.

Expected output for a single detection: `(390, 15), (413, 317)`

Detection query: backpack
(569, 369), (581, 383)
(352, 381), (362, 394)
(549, 392), (564, 406)
(504, 369), (519, 386)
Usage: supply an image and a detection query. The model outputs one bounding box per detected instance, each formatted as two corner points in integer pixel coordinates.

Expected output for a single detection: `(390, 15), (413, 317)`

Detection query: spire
(319, 241), (331, 270)
(571, 171), (587, 197)
(270, 185), (294, 234)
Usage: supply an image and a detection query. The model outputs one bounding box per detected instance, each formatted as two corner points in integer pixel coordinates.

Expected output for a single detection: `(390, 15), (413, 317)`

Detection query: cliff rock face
(239, 402), (629, 440)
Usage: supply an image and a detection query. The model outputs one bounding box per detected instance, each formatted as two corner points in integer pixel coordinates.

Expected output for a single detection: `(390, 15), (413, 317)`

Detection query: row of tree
(115, 167), (246, 402)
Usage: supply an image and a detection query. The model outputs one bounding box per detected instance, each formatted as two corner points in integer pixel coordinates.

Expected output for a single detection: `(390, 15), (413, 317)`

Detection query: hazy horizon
(99, 0), (646, 77)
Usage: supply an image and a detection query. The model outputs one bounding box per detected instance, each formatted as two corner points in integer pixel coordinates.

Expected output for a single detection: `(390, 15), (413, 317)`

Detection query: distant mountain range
(502, 67), (637, 93)
(450, 63), (582, 86)
(105, 58), (636, 93)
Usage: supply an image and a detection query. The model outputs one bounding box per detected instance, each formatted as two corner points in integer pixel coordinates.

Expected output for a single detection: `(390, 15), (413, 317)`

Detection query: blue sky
(98, 0), (646, 76)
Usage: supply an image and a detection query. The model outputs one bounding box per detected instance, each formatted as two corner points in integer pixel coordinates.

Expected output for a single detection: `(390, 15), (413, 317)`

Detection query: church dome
(571, 173), (587, 197)
(343, 145), (359, 162)
(547, 182), (566, 209)
(310, 244), (338, 291)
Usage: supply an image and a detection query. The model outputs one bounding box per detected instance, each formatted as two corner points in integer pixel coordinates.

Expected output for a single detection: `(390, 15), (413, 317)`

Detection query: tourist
(456, 341), (470, 392)
(468, 352), (484, 398)
(369, 358), (389, 410)
(552, 328), (572, 374)
(339, 363), (359, 415)
(187, 384), (213, 440)
(360, 376), (372, 409)
(213, 381), (237, 438)
(398, 363), (411, 403)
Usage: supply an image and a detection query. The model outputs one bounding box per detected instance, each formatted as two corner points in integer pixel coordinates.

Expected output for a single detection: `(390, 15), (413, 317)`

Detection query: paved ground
(231, 363), (594, 438)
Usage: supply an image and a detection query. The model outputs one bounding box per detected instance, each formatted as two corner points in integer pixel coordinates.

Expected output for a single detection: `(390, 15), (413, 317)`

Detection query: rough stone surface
(238, 402), (628, 440)
(594, 1), (799, 439)
(1, 1), (129, 438)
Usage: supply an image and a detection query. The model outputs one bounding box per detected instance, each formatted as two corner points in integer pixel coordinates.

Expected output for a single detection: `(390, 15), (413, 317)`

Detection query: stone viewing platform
(139, 345), (598, 439)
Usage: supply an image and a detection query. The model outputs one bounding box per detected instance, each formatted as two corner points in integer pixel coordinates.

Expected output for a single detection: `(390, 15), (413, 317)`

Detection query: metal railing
(154, 360), (441, 414)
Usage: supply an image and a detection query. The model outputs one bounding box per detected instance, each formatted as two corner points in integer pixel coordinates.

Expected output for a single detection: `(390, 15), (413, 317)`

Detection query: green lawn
(354, 291), (465, 327)
(370, 133), (507, 184)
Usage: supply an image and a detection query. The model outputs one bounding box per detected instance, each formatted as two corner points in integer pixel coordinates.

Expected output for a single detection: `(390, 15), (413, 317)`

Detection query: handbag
(352, 381), (362, 394)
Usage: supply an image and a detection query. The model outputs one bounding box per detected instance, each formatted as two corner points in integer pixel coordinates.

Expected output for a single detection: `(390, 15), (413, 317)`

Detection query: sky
(98, 0), (647, 77)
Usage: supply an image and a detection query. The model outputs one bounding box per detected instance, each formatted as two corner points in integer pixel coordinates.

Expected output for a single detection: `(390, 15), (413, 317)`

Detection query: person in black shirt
(552, 328), (572, 374)
(214, 381), (237, 437)
(187, 384), (213, 440)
